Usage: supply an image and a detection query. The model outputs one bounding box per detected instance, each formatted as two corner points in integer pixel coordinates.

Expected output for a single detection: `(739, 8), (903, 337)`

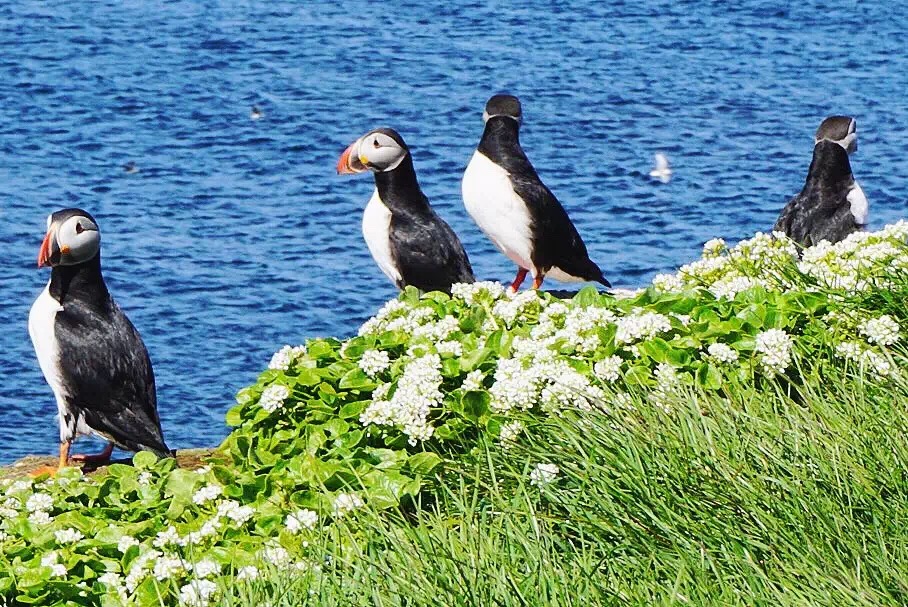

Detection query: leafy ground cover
(2, 225), (908, 606)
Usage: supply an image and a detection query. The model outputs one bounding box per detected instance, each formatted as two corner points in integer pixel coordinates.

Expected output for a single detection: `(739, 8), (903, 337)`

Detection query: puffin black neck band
(49, 254), (109, 306)
(372, 154), (430, 213)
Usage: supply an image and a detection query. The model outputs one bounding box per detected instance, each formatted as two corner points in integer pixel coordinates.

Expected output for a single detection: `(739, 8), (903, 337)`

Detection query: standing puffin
(337, 127), (475, 293)
(774, 116), (866, 246)
(462, 94), (610, 291)
(28, 209), (171, 473)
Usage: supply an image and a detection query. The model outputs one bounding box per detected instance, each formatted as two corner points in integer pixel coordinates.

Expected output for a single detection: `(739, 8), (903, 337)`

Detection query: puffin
(337, 127), (475, 293)
(773, 116), (866, 246)
(28, 208), (171, 473)
(461, 94), (610, 291)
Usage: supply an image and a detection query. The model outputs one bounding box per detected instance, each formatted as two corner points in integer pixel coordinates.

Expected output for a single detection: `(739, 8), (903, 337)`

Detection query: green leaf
(225, 404), (244, 426)
(339, 369), (377, 390)
(572, 285), (602, 307)
(696, 363), (724, 390)
(460, 390), (490, 421)
(133, 451), (158, 469)
(407, 452), (444, 475)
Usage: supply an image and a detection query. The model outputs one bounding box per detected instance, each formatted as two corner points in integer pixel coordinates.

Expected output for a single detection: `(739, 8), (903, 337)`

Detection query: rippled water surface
(1, 0), (907, 462)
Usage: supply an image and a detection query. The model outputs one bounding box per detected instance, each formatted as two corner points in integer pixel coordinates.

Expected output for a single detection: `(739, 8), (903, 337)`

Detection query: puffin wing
(509, 173), (609, 285)
(389, 208), (475, 293)
(54, 299), (170, 456)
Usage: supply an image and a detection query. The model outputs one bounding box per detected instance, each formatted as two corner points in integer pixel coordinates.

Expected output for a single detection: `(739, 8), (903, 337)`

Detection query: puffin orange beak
(37, 225), (66, 268)
(37, 229), (54, 268)
(337, 140), (367, 174)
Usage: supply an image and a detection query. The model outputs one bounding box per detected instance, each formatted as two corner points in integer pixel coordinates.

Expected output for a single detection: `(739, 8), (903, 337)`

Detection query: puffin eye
(75, 222), (84, 234)
(372, 138), (380, 149)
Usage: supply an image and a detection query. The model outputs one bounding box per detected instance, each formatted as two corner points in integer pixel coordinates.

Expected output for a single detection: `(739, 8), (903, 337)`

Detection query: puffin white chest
(29, 283), (71, 438)
(847, 180), (868, 225)
(462, 151), (534, 271)
(362, 189), (402, 286)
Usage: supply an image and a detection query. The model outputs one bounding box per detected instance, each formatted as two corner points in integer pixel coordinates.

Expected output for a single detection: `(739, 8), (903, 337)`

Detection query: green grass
(227, 368), (908, 606)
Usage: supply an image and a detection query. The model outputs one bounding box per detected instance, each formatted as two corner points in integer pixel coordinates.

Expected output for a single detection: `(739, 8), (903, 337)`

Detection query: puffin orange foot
(508, 268), (529, 292)
(532, 275), (545, 290)
(29, 465), (60, 478)
(71, 443), (114, 463)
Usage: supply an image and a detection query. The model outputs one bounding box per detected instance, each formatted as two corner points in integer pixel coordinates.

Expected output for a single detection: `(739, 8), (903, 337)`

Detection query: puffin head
(38, 208), (101, 268)
(815, 116), (857, 154)
(483, 94), (522, 125)
(337, 128), (410, 174)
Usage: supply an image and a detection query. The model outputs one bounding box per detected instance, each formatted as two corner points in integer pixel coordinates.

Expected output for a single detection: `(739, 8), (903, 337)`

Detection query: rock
(0, 448), (222, 479)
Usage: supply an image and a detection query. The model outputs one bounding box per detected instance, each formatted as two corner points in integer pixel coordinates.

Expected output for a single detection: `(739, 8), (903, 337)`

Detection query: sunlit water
(1, 0), (906, 462)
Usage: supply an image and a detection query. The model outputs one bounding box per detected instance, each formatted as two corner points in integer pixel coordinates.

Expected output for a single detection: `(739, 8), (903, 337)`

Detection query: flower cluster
(530, 463), (560, 487)
(259, 383), (290, 413)
(268, 344), (307, 370)
(360, 353), (443, 442)
(754, 329), (793, 376)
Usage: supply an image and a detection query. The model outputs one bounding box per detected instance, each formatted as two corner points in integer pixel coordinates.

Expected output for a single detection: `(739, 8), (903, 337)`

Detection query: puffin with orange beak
(28, 208), (171, 474)
(337, 127), (475, 294)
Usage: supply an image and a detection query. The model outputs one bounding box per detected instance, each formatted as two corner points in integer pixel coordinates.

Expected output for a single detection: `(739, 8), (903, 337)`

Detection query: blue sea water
(1, 1), (906, 463)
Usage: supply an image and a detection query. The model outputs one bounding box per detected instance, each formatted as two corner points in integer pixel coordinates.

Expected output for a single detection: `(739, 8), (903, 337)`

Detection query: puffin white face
(38, 211), (101, 267)
(815, 116), (857, 154)
(337, 128), (410, 174)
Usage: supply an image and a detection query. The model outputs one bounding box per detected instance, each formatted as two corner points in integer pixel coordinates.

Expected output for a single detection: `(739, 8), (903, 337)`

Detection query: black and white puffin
(462, 94), (610, 291)
(774, 116), (866, 246)
(28, 208), (171, 473)
(337, 127), (475, 293)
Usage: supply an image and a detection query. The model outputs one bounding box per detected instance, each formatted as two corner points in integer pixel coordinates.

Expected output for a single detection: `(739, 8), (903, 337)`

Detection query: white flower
(540, 360), (604, 412)
(859, 315), (900, 346)
(236, 565), (259, 581)
(194, 465), (212, 476)
(153, 525), (185, 549)
(529, 463), (560, 488)
(861, 349), (893, 377)
(117, 535), (139, 554)
(285, 508), (318, 533)
(260, 543), (292, 568)
(489, 358), (541, 413)
(28, 510), (52, 525)
(25, 493), (53, 513)
(54, 528), (84, 544)
(706, 343), (738, 364)
(41, 551), (67, 577)
(435, 340), (463, 357)
(193, 483), (223, 506)
(137, 471), (153, 487)
(192, 559), (220, 579)
(98, 572), (123, 587)
(216, 499), (254, 525)
(703, 238), (727, 257)
(461, 370), (484, 392)
(186, 518), (222, 545)
(6, 480), (31, 496)
(450, 281), (506, 304)
(615, 310), (672, 344)
(179, 579), (219, 607)
(259, 383), (291, 413)
(498, 421), (524, 446)
(652, 272), (685, 292)
(710, 275), (761, 300)
(754, 329), (794, 376)
(268, 345), (306, 370)
(835, 341), (863, 360)
(359, 349), (391, 377)
(125, 549), (160, 593)
(154, 554), (187, 581)
(332, 492), (364, 517)
(359, 354), (441, 442)
(594, 355), (623, 382)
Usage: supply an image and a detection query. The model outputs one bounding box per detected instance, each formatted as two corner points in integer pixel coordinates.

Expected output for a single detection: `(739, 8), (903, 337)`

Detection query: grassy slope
(237, 369), (908, 606)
